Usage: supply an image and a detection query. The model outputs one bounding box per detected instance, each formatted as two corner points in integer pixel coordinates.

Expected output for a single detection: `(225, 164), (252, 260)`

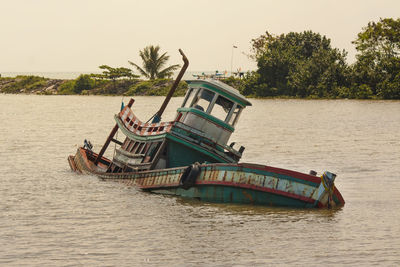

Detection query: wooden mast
(152, 49), (189, 123)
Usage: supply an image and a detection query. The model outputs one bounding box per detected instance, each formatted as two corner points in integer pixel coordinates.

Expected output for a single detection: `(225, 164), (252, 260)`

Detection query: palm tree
(129, 45), (180, 80)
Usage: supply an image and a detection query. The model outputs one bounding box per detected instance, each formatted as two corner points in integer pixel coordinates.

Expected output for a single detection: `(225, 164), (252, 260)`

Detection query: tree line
(57, 17), (400, 99)
(58, 45), (182, 95)
(235, 18), (400, 99)
(0, 45), (186, 96)
(3, 18), (397, 99)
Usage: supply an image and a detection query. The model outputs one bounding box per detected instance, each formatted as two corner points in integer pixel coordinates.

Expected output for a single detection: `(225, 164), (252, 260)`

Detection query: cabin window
(228, 105), (242, 126)
(182, 88), (196, 107)
(191, 89), (215, 112)
(210, 95), (234, 122)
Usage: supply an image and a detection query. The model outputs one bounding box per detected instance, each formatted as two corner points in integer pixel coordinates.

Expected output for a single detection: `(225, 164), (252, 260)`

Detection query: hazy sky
(1, 0), (399, 73)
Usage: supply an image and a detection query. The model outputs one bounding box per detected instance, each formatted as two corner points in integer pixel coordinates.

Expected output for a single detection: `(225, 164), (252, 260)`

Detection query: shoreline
(0, 75), (188, 97)
(0, 75), (395, 100)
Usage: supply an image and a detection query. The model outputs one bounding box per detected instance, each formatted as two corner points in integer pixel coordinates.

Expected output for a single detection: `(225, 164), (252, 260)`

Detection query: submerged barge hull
(69, 148), (344, 208)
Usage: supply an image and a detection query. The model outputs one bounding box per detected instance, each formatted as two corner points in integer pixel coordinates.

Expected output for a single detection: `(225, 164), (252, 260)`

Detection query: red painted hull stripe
(75, 148), (343, 206)
(333, 187), (345, 205)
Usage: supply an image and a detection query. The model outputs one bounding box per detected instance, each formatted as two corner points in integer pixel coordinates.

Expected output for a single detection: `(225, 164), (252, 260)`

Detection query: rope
(321, 175), (335, 191)
(146, 113), (157, 123)
(321, 173), (335, 207)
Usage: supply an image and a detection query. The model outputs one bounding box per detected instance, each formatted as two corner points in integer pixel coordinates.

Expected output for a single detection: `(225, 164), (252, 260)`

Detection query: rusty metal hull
(69, 147), (345, 208)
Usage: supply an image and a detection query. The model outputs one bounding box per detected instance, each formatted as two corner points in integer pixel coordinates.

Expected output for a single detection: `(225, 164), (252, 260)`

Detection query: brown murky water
(1, 94), (399, 266)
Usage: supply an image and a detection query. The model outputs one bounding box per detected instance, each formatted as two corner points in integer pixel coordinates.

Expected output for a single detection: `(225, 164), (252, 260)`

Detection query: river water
(1, 94), (399, 266)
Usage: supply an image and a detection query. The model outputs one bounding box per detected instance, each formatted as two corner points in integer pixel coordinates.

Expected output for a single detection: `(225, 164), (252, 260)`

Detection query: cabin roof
(186, 79), (252, 107)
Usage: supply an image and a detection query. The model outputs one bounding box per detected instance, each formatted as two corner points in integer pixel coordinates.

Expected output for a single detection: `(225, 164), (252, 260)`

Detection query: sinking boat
(68, 49), (345, 208)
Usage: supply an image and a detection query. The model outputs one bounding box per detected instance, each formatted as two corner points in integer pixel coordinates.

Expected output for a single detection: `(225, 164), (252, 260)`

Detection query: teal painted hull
(148, 185), (314, 208)
(166, 139), (225, 168)
(69, 148), (345, 208)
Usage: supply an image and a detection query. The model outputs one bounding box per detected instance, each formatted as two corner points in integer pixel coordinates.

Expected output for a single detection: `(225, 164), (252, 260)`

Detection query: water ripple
(1, 95), (399, 266)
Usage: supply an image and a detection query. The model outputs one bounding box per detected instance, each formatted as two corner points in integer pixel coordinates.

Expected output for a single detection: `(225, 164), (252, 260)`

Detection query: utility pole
(231, 45), (237, 77)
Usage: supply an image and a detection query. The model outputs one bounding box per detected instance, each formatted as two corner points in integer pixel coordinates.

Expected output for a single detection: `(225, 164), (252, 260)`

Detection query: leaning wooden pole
(94, 98), (135, 165)
(153, 49), (189, 123)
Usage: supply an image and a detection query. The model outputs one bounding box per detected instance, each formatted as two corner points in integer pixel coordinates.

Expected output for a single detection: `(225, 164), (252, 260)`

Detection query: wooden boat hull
(69, 147), (345, 208)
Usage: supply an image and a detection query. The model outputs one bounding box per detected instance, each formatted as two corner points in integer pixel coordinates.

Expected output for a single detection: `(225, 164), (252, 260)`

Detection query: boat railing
(119, 105), (174, 136)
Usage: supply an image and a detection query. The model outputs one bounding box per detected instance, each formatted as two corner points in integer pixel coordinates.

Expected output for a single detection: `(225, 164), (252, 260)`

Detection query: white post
(230, 45), (237, 77)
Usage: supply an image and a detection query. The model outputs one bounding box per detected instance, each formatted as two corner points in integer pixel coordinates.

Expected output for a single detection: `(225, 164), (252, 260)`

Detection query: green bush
(58, 80), (76, 95)
(129, 81), (153, 95)
(334, 86), (352, 98)
(377, 75), (400, 99)
(355, 84), (374, 99)
(74, 74), (94, 94)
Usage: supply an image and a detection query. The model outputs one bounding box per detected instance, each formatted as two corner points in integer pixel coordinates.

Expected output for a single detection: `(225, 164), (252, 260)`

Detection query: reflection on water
(0, 95), (399, 266)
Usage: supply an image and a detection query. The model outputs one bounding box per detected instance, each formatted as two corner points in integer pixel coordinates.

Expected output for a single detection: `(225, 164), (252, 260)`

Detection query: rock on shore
(0, 76), (65, 95)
